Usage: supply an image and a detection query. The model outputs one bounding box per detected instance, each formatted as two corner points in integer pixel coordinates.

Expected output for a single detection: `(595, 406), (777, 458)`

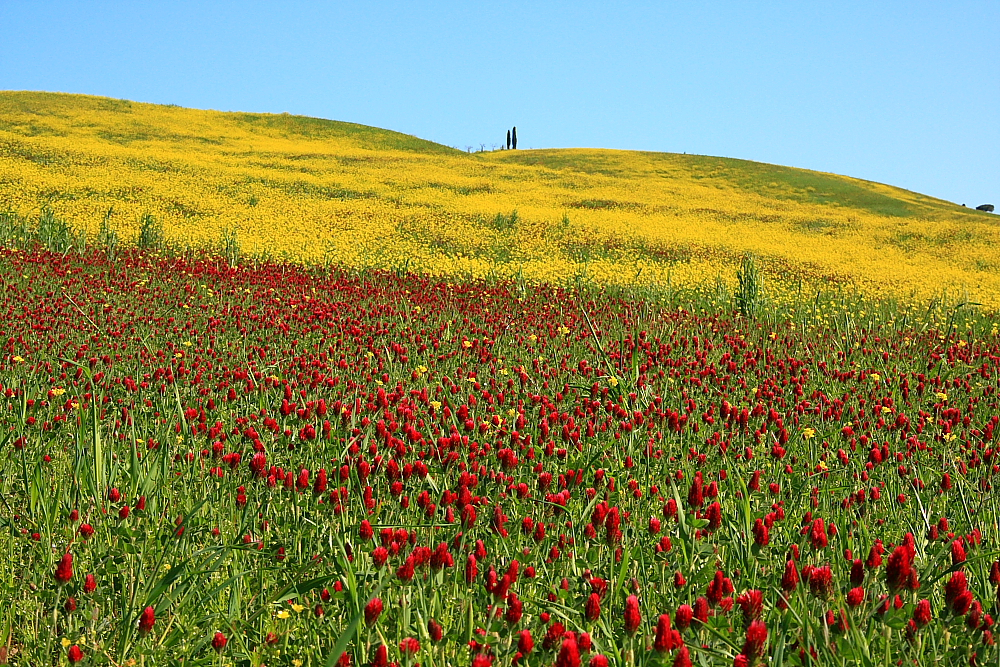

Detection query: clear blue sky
(2, 1), (997, 207)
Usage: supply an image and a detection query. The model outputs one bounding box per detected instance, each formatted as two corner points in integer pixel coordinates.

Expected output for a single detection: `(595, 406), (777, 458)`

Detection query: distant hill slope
(1, 91), (996, 304)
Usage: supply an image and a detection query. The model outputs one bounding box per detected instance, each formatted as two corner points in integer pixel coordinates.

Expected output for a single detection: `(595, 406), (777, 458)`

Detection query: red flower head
(654, 614), (681, 652)
(55, 553), (73, 585)
(359, 520), (374, 541)
(505, 594), (524, 624)
(399, 637), (420, 655)
(808, 565), (833, 599)
(850, 559), (865, 586)
(588, 656), (610, 667)
(945, 571), (968, 607)
(673, 646), (693, 667)
(693, 597), (710, 623)
(913, 599), (932, 627)
(543, 622), (566, 650)
(212, 631), (227, 653)
(705, 502), (722, 531)
(952, 590), (974, 616)
(624, 595), (642, 635)
(67, 645), (84, 663)
(465, 554), (478, 583)
(365, 597), (384, 626)
(940, 473), (952, 491)
(752, 518), (769, 546)
(810, 518), (828, 549)
(741, 619), (768, 659)
(428, 618), (444, 642)
(706, 570), (734, 604)
(372, 645), (389, 667)
(866, 540), (884, 569)
(687, 473), (704, 508)
(517, 629), (534, 655)
(555, 635), (581, 667)
(138, 606), (155, 634)
(313, 468), (328, 495)
(736, 590), (764, 624)
(951, 539), (967, 566)
(675, 604), (693, 630)
(781, 560), (799, 592)
(585, 592), (601, 621)
(886, 545), (915, 592)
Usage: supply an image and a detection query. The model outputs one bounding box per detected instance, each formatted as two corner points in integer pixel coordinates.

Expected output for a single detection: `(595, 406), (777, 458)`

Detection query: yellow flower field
(1, 91), (997, 305)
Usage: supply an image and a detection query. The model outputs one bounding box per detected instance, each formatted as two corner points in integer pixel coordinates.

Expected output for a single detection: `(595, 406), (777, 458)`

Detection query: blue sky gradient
(1, 1), (996, 206)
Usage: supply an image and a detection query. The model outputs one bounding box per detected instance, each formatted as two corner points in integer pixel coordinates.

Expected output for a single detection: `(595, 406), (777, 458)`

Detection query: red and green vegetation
(1, 240), (999, 666)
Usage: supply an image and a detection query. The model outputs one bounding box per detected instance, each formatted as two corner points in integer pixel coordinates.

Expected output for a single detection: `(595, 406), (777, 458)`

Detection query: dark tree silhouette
(512, 126), (517, 150)
(506, 130), (511, 150)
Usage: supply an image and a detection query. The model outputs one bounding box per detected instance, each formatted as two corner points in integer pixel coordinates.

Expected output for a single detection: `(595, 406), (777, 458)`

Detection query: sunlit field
(1, 240), (999, 665)
(1, 91), (998, 306)
(2, 92), (999, 666)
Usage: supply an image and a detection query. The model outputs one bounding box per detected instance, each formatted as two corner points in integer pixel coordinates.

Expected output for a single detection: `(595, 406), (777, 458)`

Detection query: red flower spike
(913, 599), (932, 627)
(654, 614), (679, 652)
(741, 619), (768, 659)
(55, 553), (73, 585)
(624, 595), (641, 634)
(673, 646), (693, 667)
(138, 606), (155, 634)
(365, 598), (382, 627)
(555, 636), (581, 667)
(675, 604), (693, 630)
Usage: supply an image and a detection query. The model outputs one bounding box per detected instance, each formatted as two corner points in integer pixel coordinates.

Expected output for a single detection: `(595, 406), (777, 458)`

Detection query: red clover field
(1, 244), (999, 666)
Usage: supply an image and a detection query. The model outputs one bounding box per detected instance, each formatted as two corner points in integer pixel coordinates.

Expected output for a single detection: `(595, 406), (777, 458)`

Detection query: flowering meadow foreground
(1, 244), (999, 667)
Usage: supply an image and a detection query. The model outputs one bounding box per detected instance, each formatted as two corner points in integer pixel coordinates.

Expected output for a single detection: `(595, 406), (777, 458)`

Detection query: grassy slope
(1, 91), (997, 305)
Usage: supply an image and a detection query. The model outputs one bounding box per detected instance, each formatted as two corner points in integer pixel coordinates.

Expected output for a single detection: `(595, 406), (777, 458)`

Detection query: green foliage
(137, 212), (164, 250)
(735, 253), (764, 319)
(487, 209), (520, 233)
(221, 226), (241, 266)
(0, 208), (86, 254)
(37, 207), (86, 254)
(96, 207), (121, 261)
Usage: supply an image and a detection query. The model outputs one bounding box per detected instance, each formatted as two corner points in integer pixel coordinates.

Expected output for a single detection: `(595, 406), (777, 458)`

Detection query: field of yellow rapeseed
(1, 91), (997, 305)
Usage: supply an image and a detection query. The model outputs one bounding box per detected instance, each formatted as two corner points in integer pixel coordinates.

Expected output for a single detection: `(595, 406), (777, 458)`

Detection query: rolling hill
(1, 91), (996, 305)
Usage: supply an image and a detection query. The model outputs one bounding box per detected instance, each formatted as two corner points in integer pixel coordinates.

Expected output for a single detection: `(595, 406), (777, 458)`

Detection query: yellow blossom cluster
(2, 91), (998, 305)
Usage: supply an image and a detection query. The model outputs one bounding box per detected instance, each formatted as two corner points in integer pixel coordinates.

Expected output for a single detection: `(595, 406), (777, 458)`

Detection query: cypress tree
(512, 126), (517, 149)
(506, 130), (511, 150)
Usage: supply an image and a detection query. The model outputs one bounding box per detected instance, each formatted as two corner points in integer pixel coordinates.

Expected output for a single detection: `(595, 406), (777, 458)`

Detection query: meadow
(1, 93), (999, 666)
(1, 91), (998, 307)
(0, 232), (998, 665)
